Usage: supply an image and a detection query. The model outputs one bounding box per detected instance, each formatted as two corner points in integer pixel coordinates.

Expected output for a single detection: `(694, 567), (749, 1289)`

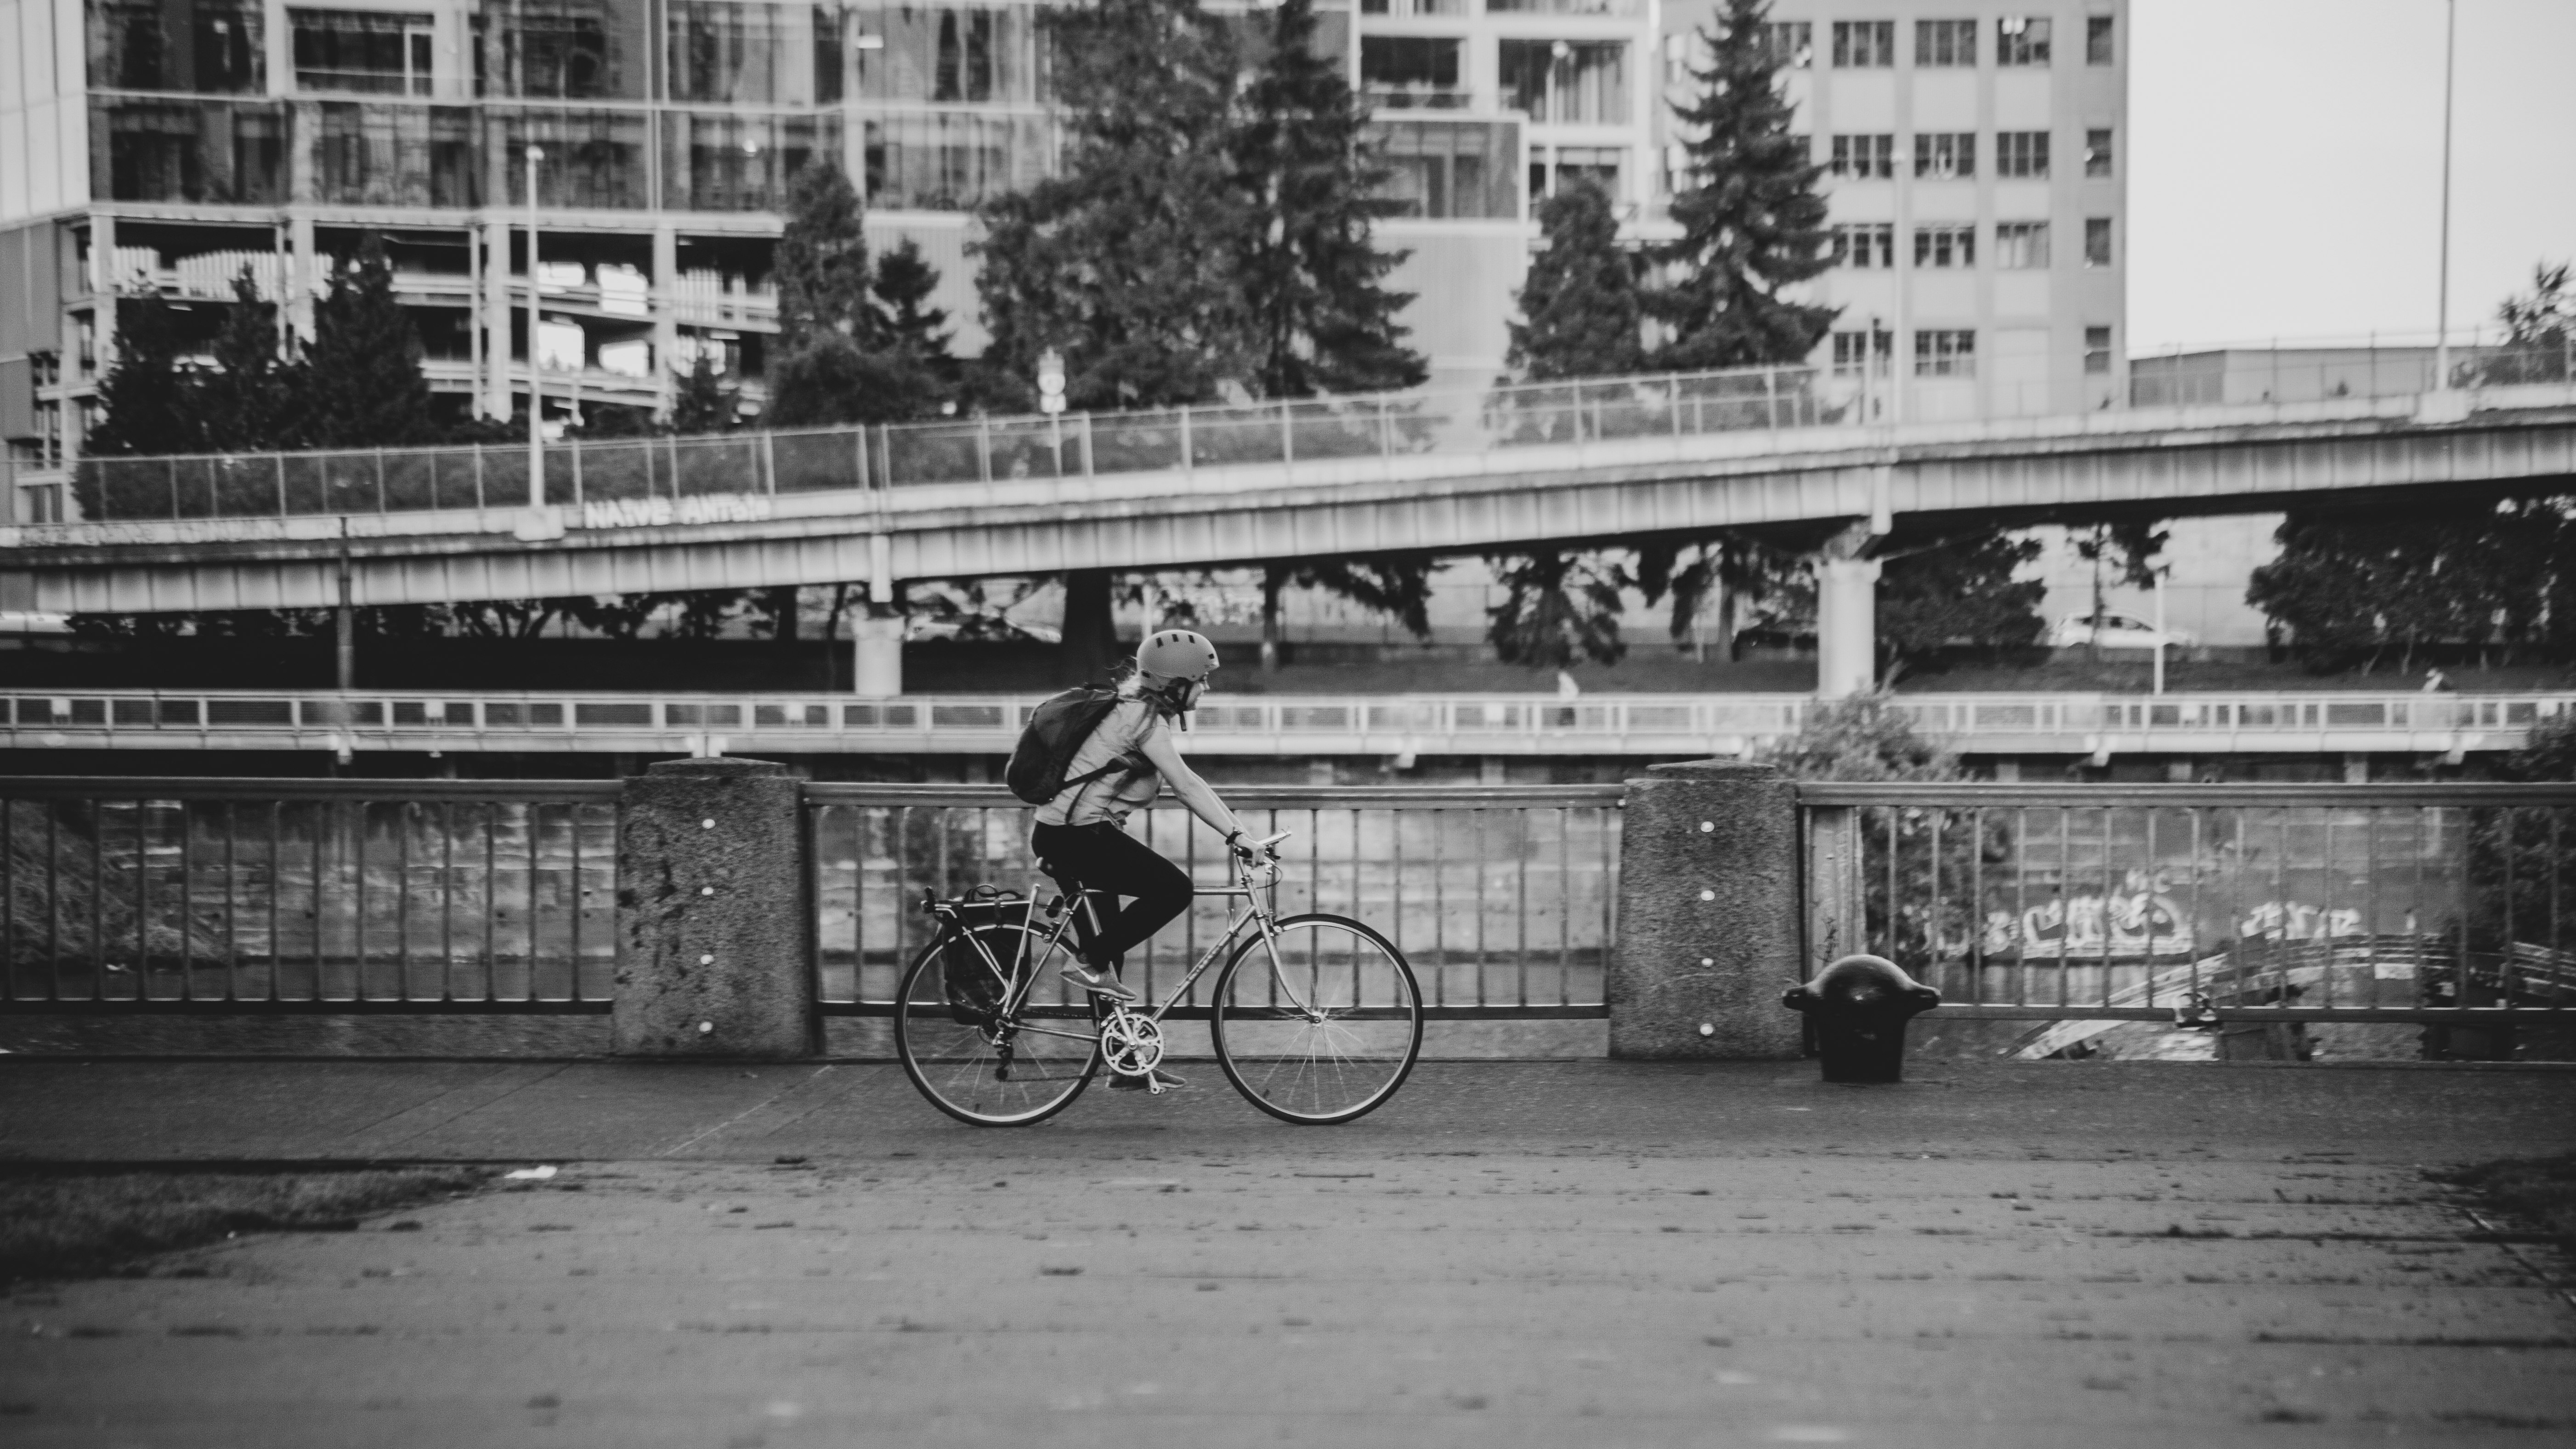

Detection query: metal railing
(34, 363), (1829, 525)
(806, 784), (1621, 1020)
(5, 689), (2564, 757)
(1800, 782), (2576, 1055)
(0, 778), (619, 1012)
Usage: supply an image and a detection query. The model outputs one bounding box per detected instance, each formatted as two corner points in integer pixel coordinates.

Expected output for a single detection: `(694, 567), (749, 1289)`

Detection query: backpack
(1004, 686), (1138, 805)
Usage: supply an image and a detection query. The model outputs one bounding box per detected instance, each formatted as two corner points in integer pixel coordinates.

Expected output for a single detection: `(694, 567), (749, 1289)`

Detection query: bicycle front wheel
(894, 923), (1101, 1127)
(1211, 913), (1423, 1126)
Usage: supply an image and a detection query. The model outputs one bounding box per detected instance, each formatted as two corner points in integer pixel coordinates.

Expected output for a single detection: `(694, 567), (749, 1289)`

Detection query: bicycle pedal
(1146, 1077), (1166, 1096)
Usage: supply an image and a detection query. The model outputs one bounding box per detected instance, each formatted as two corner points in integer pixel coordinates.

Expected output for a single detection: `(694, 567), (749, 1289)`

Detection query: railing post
(1669, 377), (1682, 436)
(1766, 368), (1780, 429)
(1180, 405), (1193, 474)
(977, 415), (992, 483)
(1609, 760), (1804, 1060)
(374, 448), (386, 512)
(274, 454), (288, 518)
(167, 457), (179, 520)
(612, 757), (818, 1059)
(762, 432), (777, 494)
(1280, 399), (1294, 464)
(569, 436), (583, 507)
(1805, 803), (1861, 967)
(1080, 412), (1095, 475)
(854, 424), (868, 492)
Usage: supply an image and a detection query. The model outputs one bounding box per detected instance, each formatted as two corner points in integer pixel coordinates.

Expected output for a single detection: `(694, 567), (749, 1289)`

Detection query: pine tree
(80, 292), (195, 459)
(975, 0), (1255, 410)
(1233, 0), (1424, 397)
(300, 234), (438, 448)
(1507, 181), (1648, 380)
(872, 238), (953, 361)
(765, 160), (945, 425)
(668, 353), (739, 435)
(1655, 0), (1838, 370)
(1484, 549), (1632, 669)
(1876, 530), (2045, 679)
(1257, 555), (1438, 669)
(191, 268), (300, 453)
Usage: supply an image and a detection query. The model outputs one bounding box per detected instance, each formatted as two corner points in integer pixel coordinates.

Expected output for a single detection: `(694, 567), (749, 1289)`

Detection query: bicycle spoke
(1212, 914), (1422, 1126)
(896, 923), (1099, 1127)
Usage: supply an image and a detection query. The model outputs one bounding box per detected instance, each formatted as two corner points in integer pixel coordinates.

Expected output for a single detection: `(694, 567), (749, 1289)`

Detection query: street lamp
(525, 144), (544, 509)
(850, 32), (884, 207)
(2433, 0), (2457, 391)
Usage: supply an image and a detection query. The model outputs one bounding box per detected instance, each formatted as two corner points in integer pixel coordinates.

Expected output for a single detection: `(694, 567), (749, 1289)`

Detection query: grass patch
(0, 1167), (493, 1284)
(2441, 1153), (2576, 1253)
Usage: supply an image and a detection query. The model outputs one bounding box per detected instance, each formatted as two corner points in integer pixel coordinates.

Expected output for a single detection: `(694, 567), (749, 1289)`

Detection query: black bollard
(1782, 954), (1941, 1083)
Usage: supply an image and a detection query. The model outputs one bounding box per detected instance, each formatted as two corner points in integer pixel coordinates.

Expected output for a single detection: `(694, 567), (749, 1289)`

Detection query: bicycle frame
(940, 840), (1306, 1050)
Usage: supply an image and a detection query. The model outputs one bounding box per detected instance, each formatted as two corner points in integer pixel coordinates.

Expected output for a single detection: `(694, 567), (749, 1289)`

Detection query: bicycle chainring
(1098, 1008), (1164, 1078)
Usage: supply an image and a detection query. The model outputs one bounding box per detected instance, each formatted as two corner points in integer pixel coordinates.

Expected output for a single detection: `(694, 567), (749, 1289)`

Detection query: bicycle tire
(894, 922), (1102, 1127)
(1210, 912), (1423, 1126)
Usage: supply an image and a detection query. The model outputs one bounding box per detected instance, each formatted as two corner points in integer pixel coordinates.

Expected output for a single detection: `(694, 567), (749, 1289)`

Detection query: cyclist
(1032, 629), (1266, 1088)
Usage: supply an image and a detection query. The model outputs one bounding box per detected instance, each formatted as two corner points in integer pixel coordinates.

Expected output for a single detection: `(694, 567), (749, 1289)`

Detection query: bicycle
(892, 832), (1424, 1127)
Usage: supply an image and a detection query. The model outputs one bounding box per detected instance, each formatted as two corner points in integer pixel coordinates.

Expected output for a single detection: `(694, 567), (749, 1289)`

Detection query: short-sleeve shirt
(1033, 697), (1164, 828)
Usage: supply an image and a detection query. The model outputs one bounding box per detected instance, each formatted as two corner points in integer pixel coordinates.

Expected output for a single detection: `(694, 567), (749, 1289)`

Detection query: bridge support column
(613, 758), (818, 1059)
(853, 608), (902, 696)
(1610, 760), (1805, 1060)
(1815, 555), (1881, 698)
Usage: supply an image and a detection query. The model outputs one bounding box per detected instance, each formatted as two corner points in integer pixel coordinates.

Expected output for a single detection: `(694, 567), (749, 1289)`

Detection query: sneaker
(1107, 1067), (1190, 1092)
(1059, 962), (1138, 1002)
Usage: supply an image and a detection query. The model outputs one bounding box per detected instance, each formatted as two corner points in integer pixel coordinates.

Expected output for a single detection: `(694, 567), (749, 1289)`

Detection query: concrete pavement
(4, 1058), (2574, 1447)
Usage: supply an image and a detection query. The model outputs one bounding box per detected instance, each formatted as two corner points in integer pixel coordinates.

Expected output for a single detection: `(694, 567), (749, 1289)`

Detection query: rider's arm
(1137, 724), (1251, 849)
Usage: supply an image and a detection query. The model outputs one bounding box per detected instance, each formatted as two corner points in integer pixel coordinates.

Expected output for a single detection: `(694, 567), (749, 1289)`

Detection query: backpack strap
(1057, 702), (1154, 820)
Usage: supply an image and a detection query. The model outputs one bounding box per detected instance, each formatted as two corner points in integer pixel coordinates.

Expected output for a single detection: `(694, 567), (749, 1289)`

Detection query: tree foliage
(975, 0), (1253, 411)
(2473, 260), (2572, 386)
(1756, 694), (1962, 782)
(1233, 0), (1425, 397)
(765, 160), (948, 426)
(300, 235), (439, 448)
(80, 293), (194, 461)
(1875, 531), (2046, 676)
(1483, 549), (1631, 668)
(2247, 499), (2570, 674)
(1633, 532), (1812, 650)
(1507, 183), (1648, 381)
(1653, 0), (1838, 369)
(193, 270), (299, 452)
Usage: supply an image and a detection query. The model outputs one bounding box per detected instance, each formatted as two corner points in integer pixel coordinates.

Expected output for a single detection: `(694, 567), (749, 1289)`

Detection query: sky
(2128, 0), (2576, 351)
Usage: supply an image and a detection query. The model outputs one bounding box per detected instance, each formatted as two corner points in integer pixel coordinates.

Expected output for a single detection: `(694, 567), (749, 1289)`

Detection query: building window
(1916, 328), (1975, 377)
(2085, 128), (2113, 177)
(1915, 19), (1975, 67)
(1914, 131), (1974, 179)
(1500, 40), (1628, 125)
(1532, 146), (1622, 202)
(291, 9), (434, 95)
(1832, 223), (1894, 269)
(2084, 217), (2112, 266)
(473, 0), (647, 100)
(667, 0), (799, 103)
(1362, 36), (1466, 107)
(1914, 224), (1974, 268)
(1831, 21), (1893, 68)
(2087, 15), (2114, 65)
(91, 0), (267, 93)
(2085, 326), (2112, 374)
(1832, 327), (1892, 377)
(1994, 221), (2049, 269)
(1374, 119), (1522, 219)
(1996, 131), (2048, 178)
(1829, 134), (1893, 179)
(1758, 22), (1812, 68)
(76, 315), (96, 377)
(1996, 16), (2050, 66)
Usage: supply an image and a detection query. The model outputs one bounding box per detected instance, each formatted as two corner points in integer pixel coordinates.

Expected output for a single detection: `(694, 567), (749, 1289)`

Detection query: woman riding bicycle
(1032, 629), (1269, 1085)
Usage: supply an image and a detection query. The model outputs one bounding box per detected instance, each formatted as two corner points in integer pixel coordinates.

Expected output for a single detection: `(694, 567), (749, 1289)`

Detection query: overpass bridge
(6, 363), (2574, 696)
(3, 686), (2559, 767)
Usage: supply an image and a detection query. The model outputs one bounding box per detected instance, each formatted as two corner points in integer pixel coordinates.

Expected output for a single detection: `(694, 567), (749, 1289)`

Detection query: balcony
(1361, 85), (1479, 112)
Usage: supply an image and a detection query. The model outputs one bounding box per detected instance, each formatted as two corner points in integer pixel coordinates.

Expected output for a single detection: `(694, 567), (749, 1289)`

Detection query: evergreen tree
(2071, 518), (2169, 662)
(1876, 530), (2045, 679)
(1232, 0), (1424, 397)
(668, 353), (740, 435)
(1484, 549), (1632, 669)
(190, 269), (300, 452)
(1655, 0), (1837, 370)
(872, 238), (953, 362)
(765, 160), (945, 425)
(80, 292), (195, 459)
(1506, 181), (1648, 380)
(300, 235), (438, 448)
(2475, 261), (2572, 386)
(975, 0), (1255, 410)
(1632, 531), (1810, 655)
(1257, 555), (1438, 669)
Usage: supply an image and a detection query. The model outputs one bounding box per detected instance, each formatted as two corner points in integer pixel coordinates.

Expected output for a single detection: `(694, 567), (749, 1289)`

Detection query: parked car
(2046, 611), (2196, 652)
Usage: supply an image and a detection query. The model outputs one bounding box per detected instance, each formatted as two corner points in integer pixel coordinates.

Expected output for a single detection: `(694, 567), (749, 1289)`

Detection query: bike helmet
(1136, 629), (1219, 717)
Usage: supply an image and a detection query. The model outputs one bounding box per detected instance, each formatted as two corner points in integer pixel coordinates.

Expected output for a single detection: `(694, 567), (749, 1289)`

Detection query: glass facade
(291, 9), (437, 96)
(494, 106), (654, 207)
(666, 0), (810, 104)
(89, 0), (266, 92)
(862, 111), (1045, 212)
(1372, 119), (1520, 220)
(662, 109), (835, 210)
(315, 102), (480, 207)
(95, 98), (289, 204)
(475, 0), (652, 100)
(853, 4), (1042, 104)
(1498, 40), (1625, 125)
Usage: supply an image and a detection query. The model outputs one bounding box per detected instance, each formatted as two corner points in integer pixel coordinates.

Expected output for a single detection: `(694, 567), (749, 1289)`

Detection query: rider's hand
(1228, 831), (1265, 863)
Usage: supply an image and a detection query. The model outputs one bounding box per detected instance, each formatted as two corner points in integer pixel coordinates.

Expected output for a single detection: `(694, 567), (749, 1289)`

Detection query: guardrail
(806, 784), (1621, 1020)
(0, 777), (620, 1011)
(1800, 782), (2576, 1059)
(27, 362), (1829, 525)
(3, 689), (2564, 758)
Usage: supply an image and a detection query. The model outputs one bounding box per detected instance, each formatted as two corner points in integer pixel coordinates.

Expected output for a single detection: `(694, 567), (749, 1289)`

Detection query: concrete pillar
(651, 224), (678, 421)
(481, 218), (515, 419)
(1608, 760), (1806, 1060)
(1814, 556), (1881, 698)
(612, 758), (817, 1058)
(852, 609), (902, 695)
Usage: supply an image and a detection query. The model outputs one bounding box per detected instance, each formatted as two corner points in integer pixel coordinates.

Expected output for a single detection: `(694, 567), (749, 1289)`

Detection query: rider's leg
(1031, 821), (1191, 974)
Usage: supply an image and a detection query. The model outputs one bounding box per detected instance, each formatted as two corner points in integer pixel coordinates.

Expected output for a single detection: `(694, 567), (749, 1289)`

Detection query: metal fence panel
(1799, 783), (2576, 1044)
(0, 780), (619, 1011)
(805, 784), (1619, 1019)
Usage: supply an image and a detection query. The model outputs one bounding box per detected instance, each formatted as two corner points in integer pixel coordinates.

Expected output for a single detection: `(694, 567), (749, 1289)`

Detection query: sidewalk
(5, 1059), (2574, 1448)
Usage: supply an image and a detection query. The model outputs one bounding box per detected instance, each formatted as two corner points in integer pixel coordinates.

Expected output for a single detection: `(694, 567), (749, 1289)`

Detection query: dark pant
(1030, 821), (1192, 973)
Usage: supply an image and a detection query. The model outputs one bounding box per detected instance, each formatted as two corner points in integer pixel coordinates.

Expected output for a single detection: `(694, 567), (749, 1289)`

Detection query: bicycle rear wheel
(894, 923), (1101, 1127)
(1210, 913), (1423, 1126)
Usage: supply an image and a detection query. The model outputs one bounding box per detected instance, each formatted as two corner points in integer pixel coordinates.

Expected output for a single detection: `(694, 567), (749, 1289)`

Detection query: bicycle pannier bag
(1004, 687), (1129, 805)
(941, 888), (1030, 1025)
